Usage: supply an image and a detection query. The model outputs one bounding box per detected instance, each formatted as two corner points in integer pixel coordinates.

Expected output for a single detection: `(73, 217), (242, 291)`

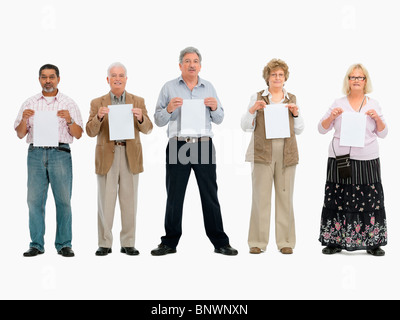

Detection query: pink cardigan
(318, 96), (388, 160)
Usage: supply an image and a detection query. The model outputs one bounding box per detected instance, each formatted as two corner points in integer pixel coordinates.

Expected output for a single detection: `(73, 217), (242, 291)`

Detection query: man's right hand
(22, 109), (35, 121)
(97, 106), (110, 120)
(167, 98), (183, 114)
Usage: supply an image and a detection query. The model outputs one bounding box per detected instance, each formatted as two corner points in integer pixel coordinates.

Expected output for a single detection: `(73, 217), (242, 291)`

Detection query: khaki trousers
(97, 146), (139, 248)
(248, 139), (296, 251)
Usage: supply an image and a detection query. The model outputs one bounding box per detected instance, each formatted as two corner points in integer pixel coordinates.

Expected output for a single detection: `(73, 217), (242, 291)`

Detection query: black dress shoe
(23, 247), (44, 257)
(151, 244), (176, 256)
(58, 247), (75, 257)
(96, 247), (112, 256)
(121, 247), (140, 256)
(367, 247), (385, 256)
(322, 246), (342, 255)
(215, 245), (238, 256)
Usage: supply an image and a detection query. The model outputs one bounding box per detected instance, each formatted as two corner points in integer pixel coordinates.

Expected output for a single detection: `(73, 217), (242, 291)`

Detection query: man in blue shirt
(152, 47), (238, 256)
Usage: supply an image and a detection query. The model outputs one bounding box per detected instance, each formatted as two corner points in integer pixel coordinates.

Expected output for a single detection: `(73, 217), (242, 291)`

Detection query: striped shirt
(14, 91), (83, 144)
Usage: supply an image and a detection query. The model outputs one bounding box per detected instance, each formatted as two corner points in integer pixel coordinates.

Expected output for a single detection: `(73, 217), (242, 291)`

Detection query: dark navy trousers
(161, 139), (230, 249)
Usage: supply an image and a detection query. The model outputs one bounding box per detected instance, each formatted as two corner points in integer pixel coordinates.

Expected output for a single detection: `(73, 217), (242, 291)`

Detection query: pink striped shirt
(318, 96), (388, 160)
(14, 91), (83, 144)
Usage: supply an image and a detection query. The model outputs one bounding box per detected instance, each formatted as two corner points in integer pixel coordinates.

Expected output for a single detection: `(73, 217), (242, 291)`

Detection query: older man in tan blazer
(86, 62), (153, 256)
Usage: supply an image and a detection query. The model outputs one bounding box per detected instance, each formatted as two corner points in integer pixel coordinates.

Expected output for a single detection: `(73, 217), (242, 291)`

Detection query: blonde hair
(342, 63), (372, 95)
(262, 58), (289, 86)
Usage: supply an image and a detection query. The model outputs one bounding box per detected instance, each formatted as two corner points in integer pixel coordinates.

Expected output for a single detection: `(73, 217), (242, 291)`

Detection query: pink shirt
(318, 96), (388, 160)
(14, 91), (83, 144)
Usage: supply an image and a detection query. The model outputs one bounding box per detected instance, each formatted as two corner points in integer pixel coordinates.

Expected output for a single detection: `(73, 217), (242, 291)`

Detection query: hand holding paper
(286, 103), (299, 117)
(22, 109), (35, 121)
(132, 108), (143, 123)
(167, 98), (183, 113)
(249, 101), (267, 114)
(98, 106), (110, 120)
(204, 97), (218, 111)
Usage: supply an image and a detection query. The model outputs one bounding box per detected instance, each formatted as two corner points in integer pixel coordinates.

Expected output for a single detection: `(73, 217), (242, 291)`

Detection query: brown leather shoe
(280, 247), (293, 254)
(250, 247), (262, 254)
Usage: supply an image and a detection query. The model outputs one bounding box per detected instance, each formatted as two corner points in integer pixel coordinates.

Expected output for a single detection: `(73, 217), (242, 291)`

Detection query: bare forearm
(69, 123), (83, 139)
(321, 116), (334, 130)
(16, 120), (28, 139)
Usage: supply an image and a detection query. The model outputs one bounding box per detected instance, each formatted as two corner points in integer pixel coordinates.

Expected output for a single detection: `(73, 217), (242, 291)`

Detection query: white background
(1, 0), (399, 300)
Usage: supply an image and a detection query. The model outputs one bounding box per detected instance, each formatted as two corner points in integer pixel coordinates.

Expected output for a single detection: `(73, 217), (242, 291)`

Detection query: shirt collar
(36, 90), (61, 101)
(110, 91), (126, 103)
(178, 75), (204, 88)
(262, 88), (289, 100)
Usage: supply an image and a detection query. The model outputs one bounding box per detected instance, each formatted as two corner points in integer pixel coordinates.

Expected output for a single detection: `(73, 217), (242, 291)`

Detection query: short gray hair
(179, 47), (202, 64)
(107, 62), (127, 77)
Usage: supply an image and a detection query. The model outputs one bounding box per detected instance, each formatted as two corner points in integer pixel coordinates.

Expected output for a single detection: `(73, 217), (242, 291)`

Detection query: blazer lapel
(102, 93), (112, 108)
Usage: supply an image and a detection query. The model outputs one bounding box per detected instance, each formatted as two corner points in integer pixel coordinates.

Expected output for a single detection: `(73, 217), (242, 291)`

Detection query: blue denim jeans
(27, 144), (73, 252)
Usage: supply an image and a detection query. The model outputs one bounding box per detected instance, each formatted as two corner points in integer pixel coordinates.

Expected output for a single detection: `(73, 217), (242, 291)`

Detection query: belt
(175, 137), (210, 143)
(29, 143), (71, 153)
(115, 142), (126, 146)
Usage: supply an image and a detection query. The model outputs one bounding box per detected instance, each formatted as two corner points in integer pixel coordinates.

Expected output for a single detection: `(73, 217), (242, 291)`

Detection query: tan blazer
(245, 90), (299, 167)
(86, 92), (153, 175)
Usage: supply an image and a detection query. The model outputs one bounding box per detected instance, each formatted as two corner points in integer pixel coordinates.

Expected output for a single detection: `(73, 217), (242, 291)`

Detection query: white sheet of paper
(340, 112), (366, 147)
(264, 104), (290, 139)
(108, 104), (135, 140)
(180, 99), (206, 136)
(33, 110), (59, 147)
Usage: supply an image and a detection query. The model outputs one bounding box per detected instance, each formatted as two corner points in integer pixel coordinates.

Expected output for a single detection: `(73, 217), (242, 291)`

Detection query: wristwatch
(67, 118), (75, 125)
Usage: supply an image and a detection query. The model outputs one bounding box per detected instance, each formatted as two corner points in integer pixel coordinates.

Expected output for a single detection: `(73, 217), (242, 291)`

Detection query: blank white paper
(264, 104), (290, 139)
(108, 104), (135, 140)
(33, 110), (59, 147)
(180, 99), (206, 136)
(340, 112), (366, 147)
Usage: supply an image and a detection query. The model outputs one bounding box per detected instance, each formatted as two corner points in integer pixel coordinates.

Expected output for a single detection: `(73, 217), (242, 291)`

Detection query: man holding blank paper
(152, 47), (237, 256)
(14, 64), (83, 257)
(86, 62), (153, 256)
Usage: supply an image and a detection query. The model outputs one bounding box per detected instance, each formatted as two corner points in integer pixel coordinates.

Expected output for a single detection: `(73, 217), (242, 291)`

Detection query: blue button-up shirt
(154, 76), (224, 138)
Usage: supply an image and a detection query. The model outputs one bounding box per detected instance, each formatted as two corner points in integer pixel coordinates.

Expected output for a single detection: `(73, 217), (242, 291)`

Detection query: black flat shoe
(96, 247), (112, 256)
(215, 245), (238, 256)
(58, 247), (75, 257)
(322, 246), (342, 255)
(151, 244), (176, 256)
(121, 247), (140, 256)
(367, 247), (385, 256)
(23, 247), (44, 257)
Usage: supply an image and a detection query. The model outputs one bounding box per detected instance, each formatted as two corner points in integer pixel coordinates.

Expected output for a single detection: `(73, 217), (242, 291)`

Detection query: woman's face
(348, 68), (366, 93)
(268, 68), (286, 89)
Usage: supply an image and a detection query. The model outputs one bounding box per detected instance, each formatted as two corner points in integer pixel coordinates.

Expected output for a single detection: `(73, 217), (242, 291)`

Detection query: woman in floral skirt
(318, 63), (388, 256)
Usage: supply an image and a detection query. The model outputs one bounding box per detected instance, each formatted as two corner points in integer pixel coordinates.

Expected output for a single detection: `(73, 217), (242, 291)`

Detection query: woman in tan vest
(241, 59), (304, 254)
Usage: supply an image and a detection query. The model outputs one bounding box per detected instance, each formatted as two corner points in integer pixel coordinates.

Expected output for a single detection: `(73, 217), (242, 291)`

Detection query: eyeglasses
(348, 76), (366, 81)
(270, 73), (285, 78)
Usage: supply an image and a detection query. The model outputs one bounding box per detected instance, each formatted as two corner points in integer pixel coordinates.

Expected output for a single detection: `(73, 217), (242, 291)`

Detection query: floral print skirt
(319, 158), (387, 251)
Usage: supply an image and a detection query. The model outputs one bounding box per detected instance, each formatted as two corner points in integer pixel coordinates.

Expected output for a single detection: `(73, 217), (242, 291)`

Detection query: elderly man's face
(39, 69), (60, 94)
(107, 66), (127, 94)
(179, 53), (201, 79)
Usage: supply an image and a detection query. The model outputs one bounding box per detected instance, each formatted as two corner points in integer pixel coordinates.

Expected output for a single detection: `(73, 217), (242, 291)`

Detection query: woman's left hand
(366, 108), (386, 132)
(286, 103), (299, 117)
(365, 109), (380, 122)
